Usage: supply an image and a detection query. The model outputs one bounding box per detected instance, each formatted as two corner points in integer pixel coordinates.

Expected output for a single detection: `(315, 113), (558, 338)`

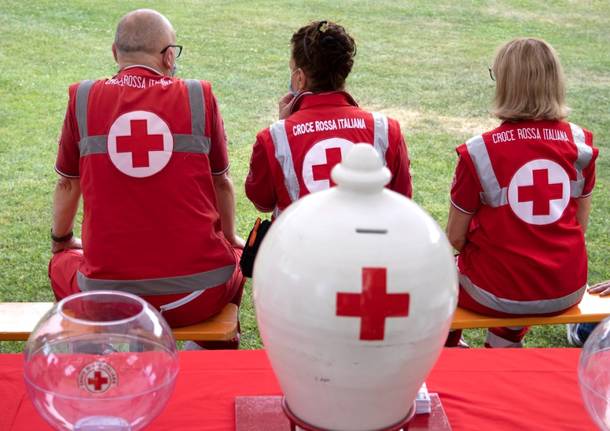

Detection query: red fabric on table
(0, 349), (596, 431)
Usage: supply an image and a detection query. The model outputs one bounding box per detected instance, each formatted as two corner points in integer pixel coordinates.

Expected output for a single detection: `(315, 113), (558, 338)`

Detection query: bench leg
(192, 321), (241, 350)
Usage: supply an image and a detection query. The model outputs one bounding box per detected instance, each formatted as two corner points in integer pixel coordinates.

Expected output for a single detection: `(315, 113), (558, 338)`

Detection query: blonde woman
(445, 38), (599, 347)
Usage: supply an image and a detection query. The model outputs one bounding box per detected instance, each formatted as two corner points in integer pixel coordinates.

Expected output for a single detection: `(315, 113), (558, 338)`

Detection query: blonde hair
(492, 38), (569, 121)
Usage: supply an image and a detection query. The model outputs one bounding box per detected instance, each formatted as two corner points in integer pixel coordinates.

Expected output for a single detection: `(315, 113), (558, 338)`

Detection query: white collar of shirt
(121, 64), (164, 76)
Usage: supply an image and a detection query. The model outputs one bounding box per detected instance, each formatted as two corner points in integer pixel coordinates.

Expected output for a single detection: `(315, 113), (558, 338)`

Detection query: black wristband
(51, 230), (73, 243)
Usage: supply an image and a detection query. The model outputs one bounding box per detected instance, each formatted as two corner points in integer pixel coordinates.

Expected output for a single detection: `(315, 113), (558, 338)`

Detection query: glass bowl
(23, 291), (179, 431)
(579, 317), (610, 431)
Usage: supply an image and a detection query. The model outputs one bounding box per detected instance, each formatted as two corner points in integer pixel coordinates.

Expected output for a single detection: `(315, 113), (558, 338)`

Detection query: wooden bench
(1, 291), (607, 341)
(0, 302), (238, 342)
(451, 290), (609, 329)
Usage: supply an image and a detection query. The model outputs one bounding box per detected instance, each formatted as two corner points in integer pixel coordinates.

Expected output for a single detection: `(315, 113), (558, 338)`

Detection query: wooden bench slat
(0, 302), (238, 342)
(1, 291), (607, 342)
(173, 303), (238, 341)
(0, 302), (56, 341)
(451, 290), (610, 329)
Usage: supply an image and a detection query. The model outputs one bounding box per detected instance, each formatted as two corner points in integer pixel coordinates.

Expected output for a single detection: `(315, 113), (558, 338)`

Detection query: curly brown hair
(291, 20), (357, 92)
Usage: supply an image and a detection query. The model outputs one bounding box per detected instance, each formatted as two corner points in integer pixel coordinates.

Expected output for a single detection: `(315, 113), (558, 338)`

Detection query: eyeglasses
(488, 66), (495, 81)
(160, 44), (183, 59)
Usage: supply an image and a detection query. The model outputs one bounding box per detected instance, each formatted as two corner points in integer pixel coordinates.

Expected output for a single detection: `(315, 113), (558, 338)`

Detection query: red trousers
(48, 248), (245, 329)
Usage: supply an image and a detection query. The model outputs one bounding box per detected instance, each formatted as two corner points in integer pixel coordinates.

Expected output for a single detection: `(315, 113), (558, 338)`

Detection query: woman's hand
(588, 280), (610, 296)
(229, 235), (246, 249)
(278, 92), (295, 119)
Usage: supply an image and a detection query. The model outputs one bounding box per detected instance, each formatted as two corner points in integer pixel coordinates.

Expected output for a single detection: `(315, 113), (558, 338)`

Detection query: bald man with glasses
(49, 9), (245, 348)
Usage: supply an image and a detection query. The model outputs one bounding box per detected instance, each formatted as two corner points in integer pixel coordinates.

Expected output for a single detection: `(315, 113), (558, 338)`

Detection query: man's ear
(161, 48), (174, 71)
(112, 43), (118, 63)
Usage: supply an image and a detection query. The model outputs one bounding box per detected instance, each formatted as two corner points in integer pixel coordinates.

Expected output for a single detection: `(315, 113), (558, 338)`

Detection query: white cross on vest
(107, 110), (174, 178)
(302, 138), (354, 193)
(507, 159), (570, 225)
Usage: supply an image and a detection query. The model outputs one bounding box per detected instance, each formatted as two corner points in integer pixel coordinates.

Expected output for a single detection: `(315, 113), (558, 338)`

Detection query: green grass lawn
(0, 1), (608, 352)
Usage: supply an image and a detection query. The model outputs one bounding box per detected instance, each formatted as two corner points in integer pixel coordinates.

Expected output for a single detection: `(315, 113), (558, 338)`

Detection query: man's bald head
(114, 9), (175, 55)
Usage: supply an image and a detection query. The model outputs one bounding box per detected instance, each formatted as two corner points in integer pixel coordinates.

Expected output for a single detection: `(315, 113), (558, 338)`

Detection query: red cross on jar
(336, 267), (410, 340)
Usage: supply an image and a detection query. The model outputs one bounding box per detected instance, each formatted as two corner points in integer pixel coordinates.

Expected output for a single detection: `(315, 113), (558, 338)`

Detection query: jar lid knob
(331, 144), (391, 193)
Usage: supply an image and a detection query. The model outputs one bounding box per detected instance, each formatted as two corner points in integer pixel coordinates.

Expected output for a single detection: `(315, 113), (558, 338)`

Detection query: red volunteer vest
(74, 68), (235, 295)
(457, 120), (597, 314)
(257, 92), (407, 215)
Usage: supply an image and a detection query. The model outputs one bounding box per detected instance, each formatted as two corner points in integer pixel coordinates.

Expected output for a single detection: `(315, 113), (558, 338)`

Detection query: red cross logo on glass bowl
(87, 370), (110, 392)
(507, 159), (570, 225)
(107, 111), (173, 178)
(302, 138), (354, 193)
(78, 361), (118, 394)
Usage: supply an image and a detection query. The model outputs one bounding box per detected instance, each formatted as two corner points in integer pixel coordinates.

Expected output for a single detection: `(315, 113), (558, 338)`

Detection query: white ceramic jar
(254, 144), (458, 431)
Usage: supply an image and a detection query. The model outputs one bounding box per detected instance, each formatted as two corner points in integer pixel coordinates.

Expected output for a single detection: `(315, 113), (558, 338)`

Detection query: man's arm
(576, 195), (592, 234)
(213, 171), (245, 248)
(446, 204), (473, 252)
(205, 83), (244, 247)
(51, 176), (82, 253)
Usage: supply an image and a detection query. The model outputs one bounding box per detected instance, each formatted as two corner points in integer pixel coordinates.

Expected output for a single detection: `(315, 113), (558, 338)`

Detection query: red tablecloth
(0, 348), (596, 430)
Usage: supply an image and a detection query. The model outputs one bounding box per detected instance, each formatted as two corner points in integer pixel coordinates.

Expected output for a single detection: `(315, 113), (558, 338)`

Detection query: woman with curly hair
(245, 20), (412, 217)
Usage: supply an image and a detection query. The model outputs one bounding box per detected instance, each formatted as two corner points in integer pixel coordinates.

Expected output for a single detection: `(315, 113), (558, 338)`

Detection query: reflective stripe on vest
(185, 79), (205, 136)
(75, 78), (211, 156)
(465, 127), (592, 205)
(569, 123), (593, 197)
(372, 112), (389, 167)
(159, 289), (206, 312)
(78, 134), (211, 156)
(77, 264), (235, 295)
(459, 272), (586, 314)
(76, 80), (95, 139)
(269, 119), (300, 202)
(268, 113), (391, 204)
(465, 135), (507, 207)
